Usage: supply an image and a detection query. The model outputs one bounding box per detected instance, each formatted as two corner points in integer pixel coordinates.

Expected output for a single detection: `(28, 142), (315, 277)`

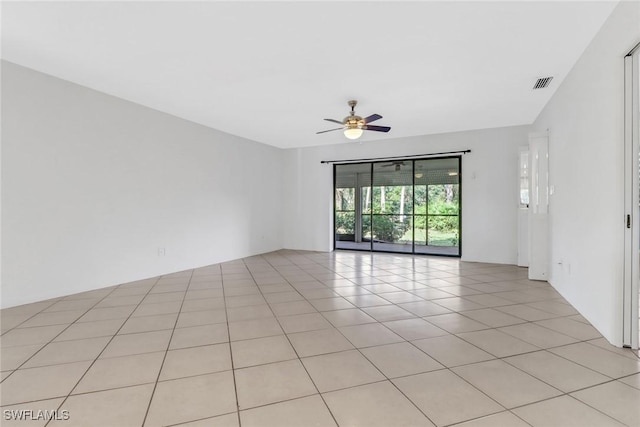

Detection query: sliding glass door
(334, 163), (371, 251)
(334, 157), (460, 256)
(371, 161), (414, 253)
(413, 158), (460, 255)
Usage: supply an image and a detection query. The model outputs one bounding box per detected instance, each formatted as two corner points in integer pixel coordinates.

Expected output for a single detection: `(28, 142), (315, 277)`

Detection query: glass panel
(362, 186), (372, 214)
(335, 212), (355, 237)
(427, 185), (459, 215)
(413, 215), (427, 246)
(372, 162), (414, 215)
(362, 214), (371, 241)
(414, 158), (460, 256)
(361, 188), (372, 247)
(416, 215), (459, 255)
(335, 185), (356, 244)
(372, 162), (414, 186)
(372, 186), (414, 214)
(414, 158), (459, 186)
(519, 150), (530, 207)
(371, 161), (413, 253)
(335, 163), (371, 250)
(372, 215), (412, 253)
(336, 188), (355, 211)
(428, 216), (459, 246)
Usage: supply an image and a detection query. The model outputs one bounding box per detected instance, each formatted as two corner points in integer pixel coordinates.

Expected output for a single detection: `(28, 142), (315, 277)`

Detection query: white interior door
(528, 133), (549, 281)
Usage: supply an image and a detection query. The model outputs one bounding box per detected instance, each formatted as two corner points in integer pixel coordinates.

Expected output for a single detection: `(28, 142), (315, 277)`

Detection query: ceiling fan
(381, 161), (405, 171)
(316, 100), (391, 140)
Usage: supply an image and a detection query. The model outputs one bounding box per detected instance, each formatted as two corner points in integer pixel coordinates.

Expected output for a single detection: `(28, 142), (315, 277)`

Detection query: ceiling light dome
(344, 128), (364, 140)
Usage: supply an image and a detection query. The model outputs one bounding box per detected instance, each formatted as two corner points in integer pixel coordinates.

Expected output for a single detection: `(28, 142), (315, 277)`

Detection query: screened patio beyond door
(334, 157), (461, 256)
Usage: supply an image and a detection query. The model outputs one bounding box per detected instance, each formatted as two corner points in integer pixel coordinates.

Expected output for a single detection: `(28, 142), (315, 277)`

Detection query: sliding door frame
(333, 155), (462, 257)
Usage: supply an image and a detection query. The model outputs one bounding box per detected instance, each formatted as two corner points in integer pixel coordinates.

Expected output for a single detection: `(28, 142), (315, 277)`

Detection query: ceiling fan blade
(324, 118), (344, 125)
(363, 125), (391, 132)
(363, 114), (382, 123)
(316, 127), (343, 134)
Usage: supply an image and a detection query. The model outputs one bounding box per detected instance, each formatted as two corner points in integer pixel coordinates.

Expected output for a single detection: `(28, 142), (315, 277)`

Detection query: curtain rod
(320, 149), (471, 164)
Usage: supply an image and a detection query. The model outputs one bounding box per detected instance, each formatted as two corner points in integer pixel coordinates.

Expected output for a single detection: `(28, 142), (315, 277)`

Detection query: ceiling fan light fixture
(344, 128), (363, 140)
(316, 100), (390, 139)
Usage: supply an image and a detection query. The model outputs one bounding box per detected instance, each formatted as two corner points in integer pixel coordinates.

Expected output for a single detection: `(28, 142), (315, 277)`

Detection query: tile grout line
(329, 265), (501, 427)
(140, 269), (195, 427)
(3, 283), (127, 385)
(219, 262), (244, 427)
(374, 254), (636, 426)
(241, 255), (342, 427)
(272, 251), (469, 425)
(1, 298), (78, 336)
(39, 278), (161, 427)
(414, 312), (640, 422)
(283, 250), (637, 426)
(498, 389), (629, 427)
(9, 279), (230, 409)
(310, 253), (542, 426)
(0, 286), (134, 408)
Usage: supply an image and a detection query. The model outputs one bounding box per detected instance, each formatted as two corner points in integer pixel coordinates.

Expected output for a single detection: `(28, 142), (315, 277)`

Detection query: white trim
(623, 52), (639, 349)
(632, 52), (639, 350)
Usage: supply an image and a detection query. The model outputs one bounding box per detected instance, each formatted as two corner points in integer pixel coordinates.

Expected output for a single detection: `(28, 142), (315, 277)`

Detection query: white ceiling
(1, 1), (618, 149)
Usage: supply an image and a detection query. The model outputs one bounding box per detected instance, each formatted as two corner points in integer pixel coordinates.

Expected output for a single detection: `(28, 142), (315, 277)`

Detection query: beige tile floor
(1, 249), (639, 427)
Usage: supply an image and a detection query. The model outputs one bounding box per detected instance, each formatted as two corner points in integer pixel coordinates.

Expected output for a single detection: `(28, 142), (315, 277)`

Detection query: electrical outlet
(158, 247), (166, 256)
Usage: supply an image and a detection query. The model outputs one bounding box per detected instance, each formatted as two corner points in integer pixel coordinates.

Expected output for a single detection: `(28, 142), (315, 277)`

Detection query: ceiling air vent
(533, 76), (553, 90)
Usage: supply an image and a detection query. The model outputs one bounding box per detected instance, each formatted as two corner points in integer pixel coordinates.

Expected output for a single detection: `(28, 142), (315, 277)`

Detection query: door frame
(623, 46), (640, 349)
(332, 156), (463, 257)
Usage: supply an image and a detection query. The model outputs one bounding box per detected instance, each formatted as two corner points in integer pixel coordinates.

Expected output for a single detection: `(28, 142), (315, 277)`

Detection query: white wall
(283, 126), (529, 265)
(531, 1), (640, 346)
(1, 61), (283, 308)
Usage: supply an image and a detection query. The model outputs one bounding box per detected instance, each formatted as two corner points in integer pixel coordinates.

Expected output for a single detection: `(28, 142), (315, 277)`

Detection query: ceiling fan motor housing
(344, 100), (364, 129)
(344, 115), (365, 129)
